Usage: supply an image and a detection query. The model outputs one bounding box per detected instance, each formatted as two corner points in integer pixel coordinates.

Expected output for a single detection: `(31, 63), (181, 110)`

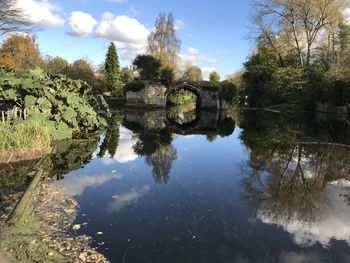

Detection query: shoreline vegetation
(0, 180), (109, 263)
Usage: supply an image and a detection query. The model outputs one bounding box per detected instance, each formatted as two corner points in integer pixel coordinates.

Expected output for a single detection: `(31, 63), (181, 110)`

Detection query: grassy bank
(0, 120), (51, 163)
(0, 120), (51, 151)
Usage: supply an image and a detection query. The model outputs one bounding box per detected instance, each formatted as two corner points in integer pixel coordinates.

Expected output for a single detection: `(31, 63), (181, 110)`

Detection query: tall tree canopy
(133, 54), (161, 80)
(66, 59), (98, 88)
(0, 34), (41, 71)
(253, 0), (345, 67)
(183, 65), (203, 82)
(43, 56), (69, 75)
(147, 13), (181, 70)
(209, 71), (221, 82)
(105, 42), (122, 96)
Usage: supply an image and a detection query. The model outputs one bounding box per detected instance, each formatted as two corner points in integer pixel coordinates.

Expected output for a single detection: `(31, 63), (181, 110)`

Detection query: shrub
(160, 67), (174, 86)
(0, 67), (110, 140)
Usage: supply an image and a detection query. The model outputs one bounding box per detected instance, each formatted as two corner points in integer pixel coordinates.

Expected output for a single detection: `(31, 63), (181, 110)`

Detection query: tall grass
(0, 120), (51, 152)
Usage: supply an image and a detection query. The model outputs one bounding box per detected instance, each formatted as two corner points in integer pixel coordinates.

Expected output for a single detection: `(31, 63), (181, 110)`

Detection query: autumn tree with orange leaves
(0, 34), (42, 71)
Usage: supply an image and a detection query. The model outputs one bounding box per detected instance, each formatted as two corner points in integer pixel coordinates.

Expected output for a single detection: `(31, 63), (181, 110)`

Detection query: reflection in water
(58, 171), (122, 196)
(98, 114), (121, 158)
(107, 185), (150, 213)
(101, 127), (138, 164)
(167, 104), (198, 127)
(145, 145), (177, 183)
(18, 109), (349, 262)
(239, 110), (350, 248)
(259, 183), (350, 247)
(51, 138), (99, 180)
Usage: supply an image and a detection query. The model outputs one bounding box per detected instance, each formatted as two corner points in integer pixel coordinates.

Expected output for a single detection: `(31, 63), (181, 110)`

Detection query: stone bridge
(125, 83), (227, 109)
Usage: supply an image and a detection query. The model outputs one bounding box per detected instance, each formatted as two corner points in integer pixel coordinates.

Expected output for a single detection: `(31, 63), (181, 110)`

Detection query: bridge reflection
(123, 109), (235, 136)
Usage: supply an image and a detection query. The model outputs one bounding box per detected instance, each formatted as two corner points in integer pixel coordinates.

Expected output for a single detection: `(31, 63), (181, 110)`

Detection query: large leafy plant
(0, 67), (110, 140)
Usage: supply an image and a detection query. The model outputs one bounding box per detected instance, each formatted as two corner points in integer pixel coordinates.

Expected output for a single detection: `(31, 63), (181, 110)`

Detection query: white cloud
(180, 47), (217, 65)
(16, 0), (64, 27)
(101, 127), (138, 164)
(57, 172), (122, 196)
(175, 19), (185, 30)
(107, 185), (150, 213)
(187, 47), (199, 55)
(95, 13), (150, 60)
(258, 182), (350, 247)
(201, 67), (217, 80)
(67, 11), (97, 37)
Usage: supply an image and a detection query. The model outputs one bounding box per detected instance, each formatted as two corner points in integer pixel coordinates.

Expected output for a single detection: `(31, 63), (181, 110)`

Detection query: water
(47, 110), (350, 262)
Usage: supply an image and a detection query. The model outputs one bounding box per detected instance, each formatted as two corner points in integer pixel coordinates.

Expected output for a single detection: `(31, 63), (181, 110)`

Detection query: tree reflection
(50, 138), (99, 180)
(145, 144), (178, 183)
(98, 114), (122, 158)
(239, 110), (350, 227)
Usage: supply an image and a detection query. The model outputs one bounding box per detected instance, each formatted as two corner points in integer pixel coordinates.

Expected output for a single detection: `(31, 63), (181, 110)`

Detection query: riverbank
(0, 180), (109, 263)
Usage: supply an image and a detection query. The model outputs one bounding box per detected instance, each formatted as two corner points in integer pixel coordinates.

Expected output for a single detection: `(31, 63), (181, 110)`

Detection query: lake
(50, 109), (350, 262)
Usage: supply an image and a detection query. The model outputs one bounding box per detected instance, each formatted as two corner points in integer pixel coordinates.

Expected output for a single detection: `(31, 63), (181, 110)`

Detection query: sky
(12, 0), (254, 78)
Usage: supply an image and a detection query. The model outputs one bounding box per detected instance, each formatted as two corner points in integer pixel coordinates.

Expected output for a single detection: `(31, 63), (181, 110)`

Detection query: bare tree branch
(0, 0), (31, 36)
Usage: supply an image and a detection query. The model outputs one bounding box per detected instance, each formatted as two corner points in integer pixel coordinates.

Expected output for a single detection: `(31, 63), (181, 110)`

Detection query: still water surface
(54, 109), (350, 263)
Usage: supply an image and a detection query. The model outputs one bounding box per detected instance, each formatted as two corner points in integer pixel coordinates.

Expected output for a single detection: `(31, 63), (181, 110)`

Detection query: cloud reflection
(101, 127), (138, 164)
(258, 182), (350, 247)
(58, 172), (122, 196)
(107, 185), (150, 213)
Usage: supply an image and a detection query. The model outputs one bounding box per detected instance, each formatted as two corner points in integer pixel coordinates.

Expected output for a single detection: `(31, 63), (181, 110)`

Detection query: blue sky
(14, 0), (254, 78)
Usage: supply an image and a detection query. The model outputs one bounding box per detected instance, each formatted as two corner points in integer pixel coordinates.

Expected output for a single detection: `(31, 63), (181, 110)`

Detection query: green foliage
(120, 66), (134, 84)
(160, 67), (174, 86)
(219, 81), (237, 102)
(133, 55), (161, 80)
(65, 59), (98, 89)
(243, 49), (279, 106)
(167, 89), (196, 105)
(43, 56), (69, 75)
(271, 67), (305, 103)
(183, 65), (203, 81)
(209, 71), (220, 82)
(105, 42), (122, 96)
(0, 67), (109, 141)
(124, 80), (148, 93)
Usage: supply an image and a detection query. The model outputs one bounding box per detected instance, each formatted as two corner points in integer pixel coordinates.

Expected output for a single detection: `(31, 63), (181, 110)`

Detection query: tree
(0, 0), (30, 36)
(105, 42), (122, 96)
(209, 71), (220, 82)
(120, 66), (134, 84)
(183, 65), (203, 81)
(66, 59), (98, 88)
(43, 56), (69, 75)
(147, 13), (181, 70)
(253, 0), (345, 67)
(160, 67), (174, 86)
(96, 63), (106, 92)
(0, 34), (41, 71)
(133, 55), (161, 80)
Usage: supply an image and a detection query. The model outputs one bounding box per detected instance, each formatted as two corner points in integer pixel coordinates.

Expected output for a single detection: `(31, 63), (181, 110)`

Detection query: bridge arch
(165, 83), (203, 108)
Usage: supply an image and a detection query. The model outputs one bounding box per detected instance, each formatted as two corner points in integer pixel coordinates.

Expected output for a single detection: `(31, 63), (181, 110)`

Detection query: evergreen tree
(105, 42), (122, 96)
